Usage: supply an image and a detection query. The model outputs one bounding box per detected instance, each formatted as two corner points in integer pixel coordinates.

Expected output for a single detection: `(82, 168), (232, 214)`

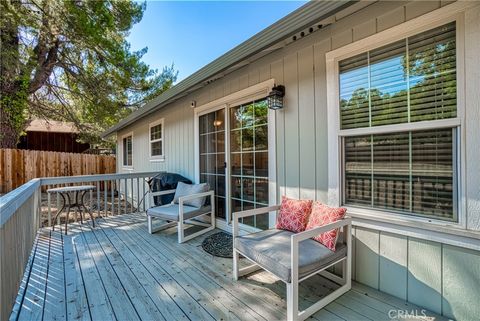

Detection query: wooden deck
(10, 213), (449, 321)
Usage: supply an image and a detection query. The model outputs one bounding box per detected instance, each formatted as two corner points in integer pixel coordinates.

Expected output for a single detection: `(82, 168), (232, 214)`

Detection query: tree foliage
(0, 0), (177, 148)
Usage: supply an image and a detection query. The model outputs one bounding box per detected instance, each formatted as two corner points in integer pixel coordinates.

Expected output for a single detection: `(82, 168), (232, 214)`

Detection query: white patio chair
(232, 205), (352, 321)
(146, 182), (215, 243)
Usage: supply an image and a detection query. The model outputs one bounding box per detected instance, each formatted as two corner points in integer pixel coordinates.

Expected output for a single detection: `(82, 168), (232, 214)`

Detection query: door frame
(193, 79), (277, 231)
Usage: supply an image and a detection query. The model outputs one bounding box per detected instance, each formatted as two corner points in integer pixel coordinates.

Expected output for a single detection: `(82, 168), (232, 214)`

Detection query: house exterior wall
(116, 99), (195, 179)
(115, 2), (480, 319)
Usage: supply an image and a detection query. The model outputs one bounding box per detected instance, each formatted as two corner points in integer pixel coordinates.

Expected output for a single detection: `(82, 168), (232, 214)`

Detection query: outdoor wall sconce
(267, 85), (285, 110)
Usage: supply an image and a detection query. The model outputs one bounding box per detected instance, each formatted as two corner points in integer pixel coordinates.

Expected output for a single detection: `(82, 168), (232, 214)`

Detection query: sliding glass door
(199, 109), (226, 219)
(229, 100), (269, 229)
(198, 98), (270, 229)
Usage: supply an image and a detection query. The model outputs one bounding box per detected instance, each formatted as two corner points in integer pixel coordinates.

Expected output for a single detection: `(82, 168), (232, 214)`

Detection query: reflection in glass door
(199, 109), (226, 219)
(230, 99), (269, 229)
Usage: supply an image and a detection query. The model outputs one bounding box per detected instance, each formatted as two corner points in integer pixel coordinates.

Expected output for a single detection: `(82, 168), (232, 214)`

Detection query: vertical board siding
(405, 1), (440, 20)
(313, 39), (331, 203)
(270, 59), (286, 199)
(379, 232), (408, 300)
(442, 245), (480, 321)
(408, 238), (442, 314)
(352, 19), (376, 42)
(355, 227), (380, 289)
(298, 46), (316, 200)
(377, 5), (406, 32)
(283, 52), (300, 199)
(465, 5), (480, 231)
(353, 228), (480, 320)
(117, 101), (194, 181)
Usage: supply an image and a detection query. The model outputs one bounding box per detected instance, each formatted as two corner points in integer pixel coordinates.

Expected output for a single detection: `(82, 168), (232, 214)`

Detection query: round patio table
(47, 185), (96, 234)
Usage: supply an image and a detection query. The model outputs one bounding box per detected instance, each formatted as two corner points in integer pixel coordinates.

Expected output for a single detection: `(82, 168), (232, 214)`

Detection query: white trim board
(194, 79), (275, 113)
(352, 218), (480, 252)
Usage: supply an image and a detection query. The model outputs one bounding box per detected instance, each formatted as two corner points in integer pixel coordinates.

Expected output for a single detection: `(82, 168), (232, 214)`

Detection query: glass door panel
(199, 109), (226, 219)
(230, 99), (269, 230)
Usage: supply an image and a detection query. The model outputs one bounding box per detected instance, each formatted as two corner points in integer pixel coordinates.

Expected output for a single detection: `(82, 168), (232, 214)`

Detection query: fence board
(0, 149), (116, 193)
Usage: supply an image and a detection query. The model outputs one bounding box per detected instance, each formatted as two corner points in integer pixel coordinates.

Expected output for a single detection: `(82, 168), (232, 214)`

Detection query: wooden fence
(0, 149), (116, 193)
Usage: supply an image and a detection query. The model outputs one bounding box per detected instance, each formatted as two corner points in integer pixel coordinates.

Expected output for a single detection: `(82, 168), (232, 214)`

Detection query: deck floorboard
(11, 213), (449, 321)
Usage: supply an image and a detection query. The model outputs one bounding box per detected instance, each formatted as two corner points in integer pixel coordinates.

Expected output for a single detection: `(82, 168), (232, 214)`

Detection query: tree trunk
(0, 108), (22, 148)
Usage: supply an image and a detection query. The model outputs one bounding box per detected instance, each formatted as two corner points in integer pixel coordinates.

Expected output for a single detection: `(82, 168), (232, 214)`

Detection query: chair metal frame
(147, 189), (215, 243)
(232, 205), (352, 321)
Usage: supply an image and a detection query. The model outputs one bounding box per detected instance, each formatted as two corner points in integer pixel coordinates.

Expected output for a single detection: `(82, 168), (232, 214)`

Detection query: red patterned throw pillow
(275, 196), (313, 233)
(305, 202), (347, 251)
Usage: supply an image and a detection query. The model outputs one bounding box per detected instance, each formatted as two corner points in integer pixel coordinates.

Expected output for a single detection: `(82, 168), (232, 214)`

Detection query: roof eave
(101, 0), (356, 138)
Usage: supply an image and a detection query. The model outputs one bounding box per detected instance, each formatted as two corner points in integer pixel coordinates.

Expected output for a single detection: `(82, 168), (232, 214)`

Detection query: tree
(0, 0), (177, 148)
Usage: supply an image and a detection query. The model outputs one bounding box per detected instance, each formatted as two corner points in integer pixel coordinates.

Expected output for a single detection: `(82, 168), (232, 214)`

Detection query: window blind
(344, 128), (455, 220)
(339, 22), (456, 129)
(339, 22), (458, 221)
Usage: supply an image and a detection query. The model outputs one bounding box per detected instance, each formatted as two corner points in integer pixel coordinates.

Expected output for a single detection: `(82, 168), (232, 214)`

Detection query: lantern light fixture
(267, 85), (285, 110)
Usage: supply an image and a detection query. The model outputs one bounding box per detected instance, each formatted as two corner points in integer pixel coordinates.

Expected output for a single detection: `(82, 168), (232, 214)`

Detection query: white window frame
(326, 6), (468, 229)
(121, 132), (134, 170)
(149, 118), (165, 161)
(193, 79), (278, 231)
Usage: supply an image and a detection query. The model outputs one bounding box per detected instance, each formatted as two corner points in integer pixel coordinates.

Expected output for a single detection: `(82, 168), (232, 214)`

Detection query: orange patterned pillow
(275, 196), (313, 233)
(305, 202), (347, 251)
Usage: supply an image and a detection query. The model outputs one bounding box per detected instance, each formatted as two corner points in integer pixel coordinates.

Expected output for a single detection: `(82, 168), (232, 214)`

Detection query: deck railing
(41, 171), (160, 227)
(0, 171), (161, 320)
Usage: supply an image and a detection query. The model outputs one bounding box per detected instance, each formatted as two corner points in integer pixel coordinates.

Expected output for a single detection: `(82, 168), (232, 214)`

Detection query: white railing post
(56, 191), (61, 226)
(34, 185), (40, 229)
(47, 190), (52, 227)
(104, 180), (107, 217)
(136, 178), (139, 212)
(117, 179), (121, 216)
(111, 179), (114, 216)
(96, 181), (100, 217)
(130, 178), (134, 214)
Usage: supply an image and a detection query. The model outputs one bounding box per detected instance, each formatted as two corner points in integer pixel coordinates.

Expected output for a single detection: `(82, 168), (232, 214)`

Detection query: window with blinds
(339, 22), (458, 221)
(340, 22), (456, 129)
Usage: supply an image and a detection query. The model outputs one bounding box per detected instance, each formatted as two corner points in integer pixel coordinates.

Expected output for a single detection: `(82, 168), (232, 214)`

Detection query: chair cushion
(275, 196), (313, 233)
(305, 202), (347, 251)
(235, 229), (346, 283)
(147, 203), (212, 221)
(173, 182), (210, 208)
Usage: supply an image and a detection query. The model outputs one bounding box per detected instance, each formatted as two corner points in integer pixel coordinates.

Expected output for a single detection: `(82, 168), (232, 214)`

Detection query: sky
(127, 1), (307, 82)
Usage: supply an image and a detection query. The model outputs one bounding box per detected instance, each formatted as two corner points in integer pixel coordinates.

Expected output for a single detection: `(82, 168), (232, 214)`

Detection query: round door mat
(201, 232), (233, 258)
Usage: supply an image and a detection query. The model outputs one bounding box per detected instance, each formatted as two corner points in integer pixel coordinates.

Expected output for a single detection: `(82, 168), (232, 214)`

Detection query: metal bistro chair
(146, 182), (215, 243)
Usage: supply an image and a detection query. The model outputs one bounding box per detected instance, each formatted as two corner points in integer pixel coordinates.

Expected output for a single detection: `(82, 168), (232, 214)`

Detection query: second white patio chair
(147, 182), (215, 243)
(233, 205), (352, 321)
